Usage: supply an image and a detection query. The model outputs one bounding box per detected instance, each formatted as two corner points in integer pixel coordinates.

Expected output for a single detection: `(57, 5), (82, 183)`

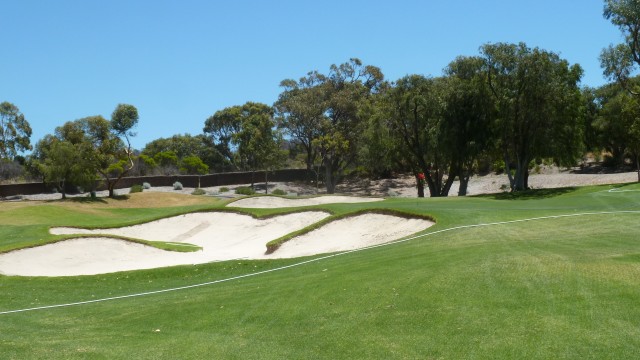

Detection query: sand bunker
(0, 211), (433, 277)
(273, 214), (433, 258)
(229, 195), (384, 208)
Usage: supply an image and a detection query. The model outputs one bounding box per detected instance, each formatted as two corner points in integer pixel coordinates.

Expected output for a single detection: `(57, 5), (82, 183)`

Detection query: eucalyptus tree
(316, 58), (384, 193)
(441, 56), (495, 196)
(274, 71), (327, 171)
(593, 80), (640, 179)
(600, 0), (640, 92)
(275, 58), (383, 193)
(481, 42), (584, 191)
(204, 102), (284, 190)
(600, 0), (640, 181)
(34, 136), (95, 199)
(233, 102), (285, 187)
(203, 105), (243, 168)
(382, 74), (452, 197)
(107, 104), (139, 196)
(142, 134), (223, 172)
(0, 102), (32, 160)
(38, 104), (139, 198)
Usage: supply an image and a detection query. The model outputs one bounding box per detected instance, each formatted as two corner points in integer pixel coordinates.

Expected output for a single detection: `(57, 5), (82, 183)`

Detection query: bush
(272, 189), (287, 196)
(173, 181), (183, 190)
(191, 188), (206, 195)
(219, 187), (229, 193)
(235, 186), (255, 195)
(143, 182), (151, 189)
(130, 184), (144, 193)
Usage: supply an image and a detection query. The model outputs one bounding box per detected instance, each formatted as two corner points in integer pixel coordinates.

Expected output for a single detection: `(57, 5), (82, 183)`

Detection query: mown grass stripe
(2, 209), (638, 316)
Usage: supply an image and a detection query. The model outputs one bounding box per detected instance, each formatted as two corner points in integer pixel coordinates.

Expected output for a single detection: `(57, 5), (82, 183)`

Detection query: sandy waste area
(0, 196), (433, 277)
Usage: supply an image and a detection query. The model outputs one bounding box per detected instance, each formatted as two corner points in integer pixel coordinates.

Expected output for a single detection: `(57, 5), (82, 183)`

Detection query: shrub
(235, 186), (255, 195)
(191, 188), (206, 195)
(173, 181), (183, 190)
(143, 182), (151, 189)
(271, 189), (287, 196)
(219, 187), (229, 193)
(130, 184), (144, 193)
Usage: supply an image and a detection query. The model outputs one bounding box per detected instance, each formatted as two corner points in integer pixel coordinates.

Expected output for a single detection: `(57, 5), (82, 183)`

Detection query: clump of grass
(219, 187), (229, 193)
(191, 188), (206, 195)
(235, 186), (255, 195)
(130, 184), (144, 193)
(271, 189), (287, 196)
(143, 182), (151, 189)
(173, 181), (183, 190)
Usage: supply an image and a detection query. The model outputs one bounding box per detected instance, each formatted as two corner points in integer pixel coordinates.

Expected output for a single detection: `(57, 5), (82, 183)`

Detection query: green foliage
(180, 155), (209, 175)
(204, 102), (285, 186)
(203, 106), (243, 167)
(271, 188), (287, 195)
(191, 188), (206, 195)
(173, 181), (183, 190)
(33, 136), (96, 198)
(0, 102), (32, 160)
(110, 104), (139, 138)
(142, 182), (151, 189)
(130, 184), (144, 193)
(481, 42), (584, 191)
(493, 159), (506, 174)
(593, 79), (640, 169)
(142, 134), (227, 173)
(219, 187), (229, 192)
(274, 71), (327, 170)
(234, 186), (255, 195)
(153, 151), (179, 169)
(601, 0), (640, 92)
(275, 58), (384, 193)
(134, 154), (157, 176)
(382, 74), (449, 197)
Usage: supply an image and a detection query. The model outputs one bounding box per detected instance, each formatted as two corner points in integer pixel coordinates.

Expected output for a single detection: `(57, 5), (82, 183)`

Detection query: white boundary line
(1, 210), (639, 316)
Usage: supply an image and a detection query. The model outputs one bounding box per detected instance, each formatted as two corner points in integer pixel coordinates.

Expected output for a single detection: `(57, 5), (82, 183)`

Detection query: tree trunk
(512, 156), (529, 192)
(424, 173), (437, 197)
(325, 165), (336, 194)
(416, 173), (424, 198)
(504, 153), (515, 191)
(458, 174), (470, 196)
(60, 180), (67, 199)
(637, 154), (640, 182)
(265, 171), (268, 194)
(440, 170), (456, 196)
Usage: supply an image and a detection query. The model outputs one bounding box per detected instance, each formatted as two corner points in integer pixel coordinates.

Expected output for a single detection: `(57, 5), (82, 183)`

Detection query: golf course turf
(1, 183), (639, 359)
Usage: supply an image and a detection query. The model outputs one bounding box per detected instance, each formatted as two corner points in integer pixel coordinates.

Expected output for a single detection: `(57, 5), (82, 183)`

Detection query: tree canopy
(0, 102), (32, 160)
(482, 42), (584, 191)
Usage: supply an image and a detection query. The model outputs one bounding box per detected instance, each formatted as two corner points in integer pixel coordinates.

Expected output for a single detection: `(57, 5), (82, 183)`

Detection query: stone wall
(0, 169), (314, 197)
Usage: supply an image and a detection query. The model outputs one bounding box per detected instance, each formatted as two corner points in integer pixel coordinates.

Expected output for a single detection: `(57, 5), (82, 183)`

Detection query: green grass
(1, 183), (640, 359)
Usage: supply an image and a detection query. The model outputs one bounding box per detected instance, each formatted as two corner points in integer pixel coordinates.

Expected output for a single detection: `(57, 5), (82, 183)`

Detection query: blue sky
(1, 0), (623, 151)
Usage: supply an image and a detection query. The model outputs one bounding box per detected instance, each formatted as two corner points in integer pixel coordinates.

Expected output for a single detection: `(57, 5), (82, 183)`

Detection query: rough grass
(1, 183), (640, 359)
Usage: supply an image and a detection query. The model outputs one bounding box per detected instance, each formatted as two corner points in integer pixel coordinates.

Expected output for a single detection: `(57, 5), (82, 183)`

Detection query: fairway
(1, 183), (640, 359)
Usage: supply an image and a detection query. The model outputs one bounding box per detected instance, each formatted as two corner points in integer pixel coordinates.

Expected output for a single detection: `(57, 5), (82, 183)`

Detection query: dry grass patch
(58, 192), (221, 210)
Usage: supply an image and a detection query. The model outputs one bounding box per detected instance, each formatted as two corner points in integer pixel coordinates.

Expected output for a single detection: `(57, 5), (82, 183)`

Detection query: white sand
(0, 211), (433, 277)
(273, 214), (434, 258)
(228, 195), (383, 208)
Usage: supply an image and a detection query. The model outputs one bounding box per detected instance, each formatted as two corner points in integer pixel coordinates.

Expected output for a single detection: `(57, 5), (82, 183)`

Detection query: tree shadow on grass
(473, 186), (579, 200)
